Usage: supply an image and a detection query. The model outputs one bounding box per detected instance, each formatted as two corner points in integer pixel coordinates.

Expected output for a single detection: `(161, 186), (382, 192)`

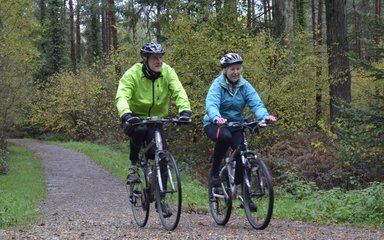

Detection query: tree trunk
(352, 0), (362, 58)
(272, 0), (293, 44)
(101, 6), (108, 55)
(325, 0), (351, 124)
(216, 0), (222, 14)
(294, 0), (305, 29)
(374, 0), (381, 59)
(247, 0), (252, 29)
(69, 0), (77, 73)
(108, 0), (118, 50)
(312, 0), (323, 125)
(76, 0), (81, 62)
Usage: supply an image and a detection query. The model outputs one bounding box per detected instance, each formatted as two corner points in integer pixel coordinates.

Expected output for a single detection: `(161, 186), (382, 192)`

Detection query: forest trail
(1, 139), (382, 239)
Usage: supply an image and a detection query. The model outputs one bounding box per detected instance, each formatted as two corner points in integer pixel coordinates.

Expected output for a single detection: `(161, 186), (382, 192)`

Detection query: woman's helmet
(140, 42), (166, 58)
(220, 53), (243, 68)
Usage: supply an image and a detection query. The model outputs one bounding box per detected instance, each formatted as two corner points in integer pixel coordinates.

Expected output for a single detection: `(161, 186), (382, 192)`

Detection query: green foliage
(164, 15), (329, 131)
(0, 0), (39, 139)
(273, 158), (318, 199)
(30, 69), (120, 141)
(333, 22), (384, 186)
(35, 0), (69, 83)
(84, 0), (102, 66)
(0, 149), (8, 175)
(0, 137), (8, 175)
(251, 31), (328, 129)
(288, 182), (384, 227)
(334, 97), (384, 187)
(0, 145), (46, 228)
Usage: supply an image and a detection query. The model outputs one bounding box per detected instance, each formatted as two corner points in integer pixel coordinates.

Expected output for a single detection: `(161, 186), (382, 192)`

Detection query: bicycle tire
(242, 155), (274, 230)
(208, 166), (232, 225)
(128, 166), (150, 227)
(155, 152), (182, 231)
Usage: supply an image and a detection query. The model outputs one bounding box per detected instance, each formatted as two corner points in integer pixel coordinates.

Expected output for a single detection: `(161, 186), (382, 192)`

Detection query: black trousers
(127, 124), (167, 164)
(204, 124), (243, 178)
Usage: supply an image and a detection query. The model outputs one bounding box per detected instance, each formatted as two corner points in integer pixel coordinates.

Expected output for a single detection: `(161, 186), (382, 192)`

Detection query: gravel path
(1, 139), (383, 239)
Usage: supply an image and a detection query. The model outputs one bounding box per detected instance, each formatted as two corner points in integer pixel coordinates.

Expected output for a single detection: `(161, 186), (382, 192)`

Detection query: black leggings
(204, 124), (243, 177)
(128, 124), (167, 164)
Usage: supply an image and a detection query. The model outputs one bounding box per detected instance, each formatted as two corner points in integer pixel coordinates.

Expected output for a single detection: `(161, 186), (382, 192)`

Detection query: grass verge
(0, 145), (46, 228)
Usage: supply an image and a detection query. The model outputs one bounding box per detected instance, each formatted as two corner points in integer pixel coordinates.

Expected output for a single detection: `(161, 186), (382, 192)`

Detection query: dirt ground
(0, 139), (382, 240)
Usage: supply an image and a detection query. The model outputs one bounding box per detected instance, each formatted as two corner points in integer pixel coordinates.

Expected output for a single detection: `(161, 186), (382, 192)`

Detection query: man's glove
(178, 110), (191, 122)
(121, 113), (141, 124)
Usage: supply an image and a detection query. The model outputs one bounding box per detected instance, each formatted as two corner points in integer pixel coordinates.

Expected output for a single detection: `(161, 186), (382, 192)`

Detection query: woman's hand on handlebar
(267, 115), (277, 122)
(215, 117), (227, 126)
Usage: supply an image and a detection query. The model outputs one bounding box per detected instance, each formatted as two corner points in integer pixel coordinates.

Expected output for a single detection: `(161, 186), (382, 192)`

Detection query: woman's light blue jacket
(203, 73), (269, 127)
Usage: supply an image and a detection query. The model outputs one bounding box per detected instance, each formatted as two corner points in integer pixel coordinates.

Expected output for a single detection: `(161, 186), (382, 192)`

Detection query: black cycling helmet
(140, 42), (166, 58)
(220, 53), (243, 68)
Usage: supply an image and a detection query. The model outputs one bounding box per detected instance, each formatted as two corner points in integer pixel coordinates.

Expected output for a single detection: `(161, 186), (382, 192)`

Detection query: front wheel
(208, 166), (232, 225)
(155, 152), (182, 231)
(242, 156), (274, 230)
(128, 166), (149, 227)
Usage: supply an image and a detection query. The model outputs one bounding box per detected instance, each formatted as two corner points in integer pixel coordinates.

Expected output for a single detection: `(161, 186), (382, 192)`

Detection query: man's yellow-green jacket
(115, 63), (191, 118)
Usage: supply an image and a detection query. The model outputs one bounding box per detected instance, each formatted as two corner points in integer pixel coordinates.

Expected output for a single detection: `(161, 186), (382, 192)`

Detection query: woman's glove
(267, 115), (277, 122)
(215, 117), (227, 125)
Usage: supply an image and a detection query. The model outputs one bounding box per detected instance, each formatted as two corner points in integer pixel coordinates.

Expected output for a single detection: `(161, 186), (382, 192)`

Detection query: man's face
(224, 63), (242, 83)
(147, 54), (163, 73)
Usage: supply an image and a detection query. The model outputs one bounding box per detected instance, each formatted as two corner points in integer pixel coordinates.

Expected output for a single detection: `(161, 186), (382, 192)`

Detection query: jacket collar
(218, 73), (245, 95)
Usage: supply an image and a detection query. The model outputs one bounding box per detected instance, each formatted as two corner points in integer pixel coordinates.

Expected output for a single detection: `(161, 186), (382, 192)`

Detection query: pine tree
(36, 0), (69, 85)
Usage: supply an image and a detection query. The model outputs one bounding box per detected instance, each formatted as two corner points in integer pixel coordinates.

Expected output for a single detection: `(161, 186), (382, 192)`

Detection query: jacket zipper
(147, 80), (155, 116)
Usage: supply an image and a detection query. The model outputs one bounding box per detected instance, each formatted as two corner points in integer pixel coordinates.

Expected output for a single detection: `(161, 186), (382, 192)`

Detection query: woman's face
(147, 54), (163, 73)
(224, 63), (242, 83)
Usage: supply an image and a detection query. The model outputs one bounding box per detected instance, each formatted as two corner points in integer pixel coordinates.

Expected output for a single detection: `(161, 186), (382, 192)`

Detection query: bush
(29, 69), (120, 142)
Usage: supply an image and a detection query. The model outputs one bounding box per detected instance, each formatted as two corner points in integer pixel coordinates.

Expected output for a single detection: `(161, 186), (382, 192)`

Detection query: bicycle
(208, 120), (274, 230)
(126, 116), (189, 231)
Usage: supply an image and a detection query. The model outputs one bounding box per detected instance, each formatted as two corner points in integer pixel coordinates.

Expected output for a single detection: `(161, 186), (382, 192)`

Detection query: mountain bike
(126, 117), (189, 231)
(208, 120), (274, 230)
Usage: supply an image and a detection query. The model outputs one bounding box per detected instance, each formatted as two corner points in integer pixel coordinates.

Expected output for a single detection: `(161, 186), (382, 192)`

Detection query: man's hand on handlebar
(122, 113), (141, 124)
(178, 110), (192, 123)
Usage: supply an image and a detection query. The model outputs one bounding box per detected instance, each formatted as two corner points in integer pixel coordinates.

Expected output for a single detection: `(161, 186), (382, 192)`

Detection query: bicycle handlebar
(226, 121), (268, 128)
(218, 120), (269, 134)
(128, 116), (191, 126)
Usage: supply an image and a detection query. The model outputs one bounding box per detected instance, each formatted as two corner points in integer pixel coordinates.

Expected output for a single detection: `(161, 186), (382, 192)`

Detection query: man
(115, 42), (191, 184)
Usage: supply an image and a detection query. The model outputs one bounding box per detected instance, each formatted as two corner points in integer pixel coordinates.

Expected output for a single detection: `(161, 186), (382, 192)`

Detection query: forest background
(0, 0), (383, 192)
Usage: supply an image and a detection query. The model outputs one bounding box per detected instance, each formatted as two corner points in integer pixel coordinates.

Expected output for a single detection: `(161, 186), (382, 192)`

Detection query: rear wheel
(242, 155), (274, 230)
(208, 166), (232, 225)
(155, 152), (182, 231)
(128, 166), (149, 227)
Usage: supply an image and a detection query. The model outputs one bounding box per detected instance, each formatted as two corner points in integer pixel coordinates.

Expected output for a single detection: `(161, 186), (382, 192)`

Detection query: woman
(203, 53), (276, 191)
